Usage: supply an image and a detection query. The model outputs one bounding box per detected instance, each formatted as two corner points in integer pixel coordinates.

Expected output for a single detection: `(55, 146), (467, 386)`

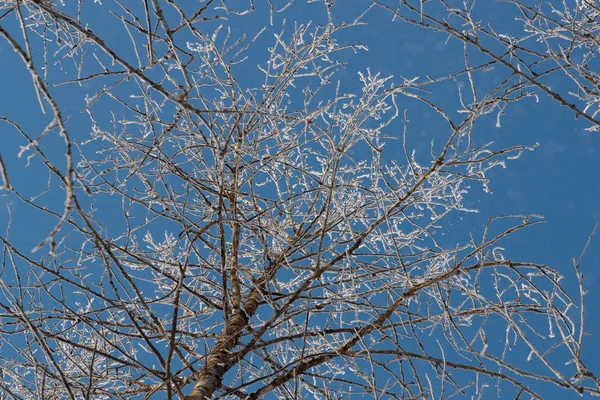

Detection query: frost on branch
(0, 0), (598, 399)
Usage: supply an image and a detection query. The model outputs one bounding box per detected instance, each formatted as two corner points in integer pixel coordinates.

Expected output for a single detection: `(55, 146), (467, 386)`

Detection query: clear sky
(0, 0), (599, 398)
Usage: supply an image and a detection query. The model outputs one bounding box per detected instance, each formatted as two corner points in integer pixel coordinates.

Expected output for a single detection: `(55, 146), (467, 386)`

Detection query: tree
(0, 0), (598, 398)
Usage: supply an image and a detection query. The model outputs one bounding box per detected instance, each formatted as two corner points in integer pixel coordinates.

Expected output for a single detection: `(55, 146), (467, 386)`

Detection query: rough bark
(185, 286), (263, 399)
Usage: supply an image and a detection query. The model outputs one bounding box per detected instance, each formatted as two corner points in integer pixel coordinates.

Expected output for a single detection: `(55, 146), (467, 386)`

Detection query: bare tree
(0, 0), (598, 399)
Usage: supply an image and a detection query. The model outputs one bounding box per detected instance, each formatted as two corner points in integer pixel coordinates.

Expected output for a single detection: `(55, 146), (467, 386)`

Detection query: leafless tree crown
(0, 0), (599, 399)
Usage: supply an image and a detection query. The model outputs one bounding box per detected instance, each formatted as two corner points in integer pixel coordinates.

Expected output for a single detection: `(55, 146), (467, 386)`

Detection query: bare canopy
(0, 0), (599, 399)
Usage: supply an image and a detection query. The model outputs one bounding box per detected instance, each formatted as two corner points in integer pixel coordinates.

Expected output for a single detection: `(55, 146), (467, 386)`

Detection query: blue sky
(1, 0), (599, 398)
